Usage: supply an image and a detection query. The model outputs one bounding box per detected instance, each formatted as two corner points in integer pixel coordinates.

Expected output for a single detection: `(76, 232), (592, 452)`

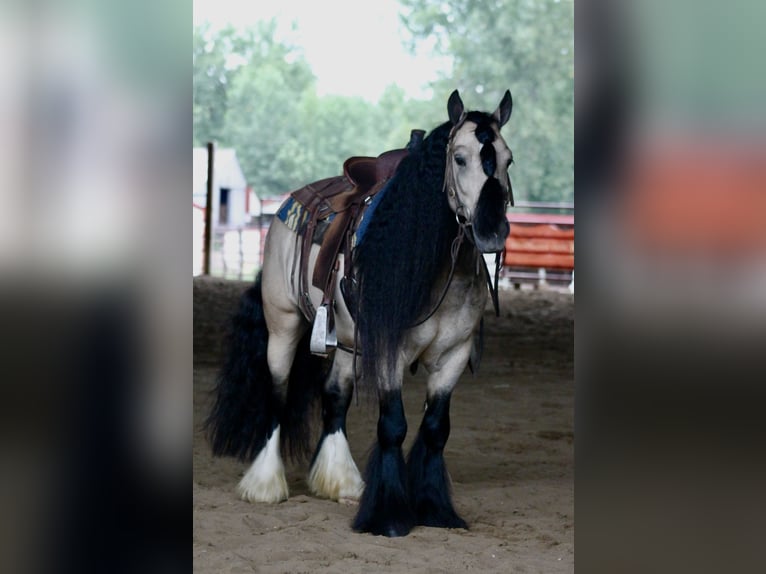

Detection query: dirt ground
(193, 276), (573, 573)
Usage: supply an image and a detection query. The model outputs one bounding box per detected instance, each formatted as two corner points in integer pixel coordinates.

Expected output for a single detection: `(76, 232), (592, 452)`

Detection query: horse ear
(447, 90), (465, 125)
(493, 90), (513, 127)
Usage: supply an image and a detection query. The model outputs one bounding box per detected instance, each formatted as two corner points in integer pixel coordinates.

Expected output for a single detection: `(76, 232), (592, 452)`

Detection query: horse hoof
(307, 470), (364, 503)
(237, 482), (288, 504)
(237, 468), (289, 503)
(352, 512), (415, 537)
(383, 524), (412, 538)
(417, 507), (468, 530)
(353, 520), (413, 538)
(308, 430), (364, 503)
(420, 515), (468, 530)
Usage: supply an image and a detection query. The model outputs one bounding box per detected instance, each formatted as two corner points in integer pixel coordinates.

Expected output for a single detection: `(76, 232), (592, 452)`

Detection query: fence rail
(502, 202), (574, 289)
(195, 201), (574, 290)
(512, 200), (574, 211)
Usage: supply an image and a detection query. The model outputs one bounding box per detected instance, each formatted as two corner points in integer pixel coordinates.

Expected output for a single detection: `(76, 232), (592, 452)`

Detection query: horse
(206, 89), (514, 537)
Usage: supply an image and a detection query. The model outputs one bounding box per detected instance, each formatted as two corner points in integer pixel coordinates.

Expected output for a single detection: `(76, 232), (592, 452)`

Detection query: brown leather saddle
(288, 147), (409, 354)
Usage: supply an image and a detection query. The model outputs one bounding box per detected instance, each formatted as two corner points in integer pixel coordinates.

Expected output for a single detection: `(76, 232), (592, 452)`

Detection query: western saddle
(289, 129), (425, 355)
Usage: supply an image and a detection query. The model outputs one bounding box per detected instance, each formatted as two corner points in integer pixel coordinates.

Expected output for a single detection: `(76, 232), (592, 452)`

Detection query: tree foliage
(193, 2), (573, 202)
(400, 0), (574, 202)
(194, 22), (419, 197)
(194, 22), (318, 193)
(193, 24), (239, 147)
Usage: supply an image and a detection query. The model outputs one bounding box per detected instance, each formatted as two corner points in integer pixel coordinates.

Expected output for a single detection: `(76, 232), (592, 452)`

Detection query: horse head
(444, 89), (514, 253)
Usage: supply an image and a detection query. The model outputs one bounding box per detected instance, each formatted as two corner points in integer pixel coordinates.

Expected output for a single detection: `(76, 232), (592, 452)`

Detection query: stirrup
(310, 304), (337, 356)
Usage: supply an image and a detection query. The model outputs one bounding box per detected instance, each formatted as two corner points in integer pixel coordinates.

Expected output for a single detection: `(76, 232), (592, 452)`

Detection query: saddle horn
(407, 129), (426, 151)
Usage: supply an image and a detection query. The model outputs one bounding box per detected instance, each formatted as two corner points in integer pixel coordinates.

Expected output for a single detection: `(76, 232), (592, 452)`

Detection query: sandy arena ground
(193, 277), (573, 573)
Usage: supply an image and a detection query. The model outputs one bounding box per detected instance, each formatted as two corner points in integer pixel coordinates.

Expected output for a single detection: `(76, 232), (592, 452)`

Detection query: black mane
(353, 120), (459, 385)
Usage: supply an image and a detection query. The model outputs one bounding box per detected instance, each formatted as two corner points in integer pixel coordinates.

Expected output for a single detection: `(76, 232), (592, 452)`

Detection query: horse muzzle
(472, 219), (509, 253)
(471, 178), (510, 253)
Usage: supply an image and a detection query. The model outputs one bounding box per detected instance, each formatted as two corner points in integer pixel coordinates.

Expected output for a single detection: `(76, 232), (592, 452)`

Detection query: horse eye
(454, 155), (466, 167)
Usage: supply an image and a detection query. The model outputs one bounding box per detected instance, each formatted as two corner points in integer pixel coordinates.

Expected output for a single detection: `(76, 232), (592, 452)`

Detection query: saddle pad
(351, 175), (395, 248)
(277, 196), (335, 234)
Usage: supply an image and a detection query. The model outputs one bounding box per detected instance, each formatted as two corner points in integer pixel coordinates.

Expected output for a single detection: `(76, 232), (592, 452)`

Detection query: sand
(193, 277), (573, 573)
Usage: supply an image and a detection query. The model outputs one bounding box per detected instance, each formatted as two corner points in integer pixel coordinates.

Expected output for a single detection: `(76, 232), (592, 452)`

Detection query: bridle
(411, 120), (510, 326)
(442, 118), (512, 238)
(436, 117), (511, 326)
(443, 117), (474, 231)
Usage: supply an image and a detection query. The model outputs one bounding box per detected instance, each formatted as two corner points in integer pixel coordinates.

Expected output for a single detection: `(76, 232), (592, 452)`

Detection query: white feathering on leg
(308, 430), (364, 504)
(237, 426), (289, 503)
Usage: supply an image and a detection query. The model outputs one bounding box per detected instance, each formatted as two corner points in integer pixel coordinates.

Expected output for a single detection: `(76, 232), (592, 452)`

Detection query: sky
(193, 0), (451, 102)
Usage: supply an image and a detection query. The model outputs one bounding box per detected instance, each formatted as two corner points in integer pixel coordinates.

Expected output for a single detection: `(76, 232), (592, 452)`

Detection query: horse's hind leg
(308, 350), (364, 504)
(406, 346), (470, 529)
(238, 309), (306, 503)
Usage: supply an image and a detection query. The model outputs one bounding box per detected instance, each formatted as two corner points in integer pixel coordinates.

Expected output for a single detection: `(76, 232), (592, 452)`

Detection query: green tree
(297, 93), (384, 181)
(224, 50), (315, 194)
(194, 4), (573, 201)
(193, 24), (240, 147)
(194, 21), (319, 196)
(196, 22), (404, 197)
(400, 0), (574, 203)
(376, 85), (444, 150)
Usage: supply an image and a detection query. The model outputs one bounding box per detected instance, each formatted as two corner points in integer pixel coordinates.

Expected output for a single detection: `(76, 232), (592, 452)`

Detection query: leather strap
(290, 149), (409, 325)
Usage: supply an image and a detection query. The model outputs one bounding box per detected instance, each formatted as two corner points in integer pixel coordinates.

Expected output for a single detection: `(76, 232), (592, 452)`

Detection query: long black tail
(205, 273), (326, 462)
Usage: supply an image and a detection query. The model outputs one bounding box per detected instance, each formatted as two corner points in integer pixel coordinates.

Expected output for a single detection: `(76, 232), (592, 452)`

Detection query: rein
(410, 223), (467, 327)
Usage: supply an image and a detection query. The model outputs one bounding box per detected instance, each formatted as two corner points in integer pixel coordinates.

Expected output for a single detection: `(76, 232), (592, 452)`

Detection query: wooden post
(203, 142), (214, 275)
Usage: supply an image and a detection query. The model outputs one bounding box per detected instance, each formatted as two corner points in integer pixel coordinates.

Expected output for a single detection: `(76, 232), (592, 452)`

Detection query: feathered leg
(308, 351), (364, 504)
(407, 392), (467, 528)
(406, 344), (470, 529)
(352, 388), (415, 536)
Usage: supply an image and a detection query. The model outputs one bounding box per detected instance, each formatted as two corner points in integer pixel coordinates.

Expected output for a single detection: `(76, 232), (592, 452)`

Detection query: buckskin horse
(207, 89), (514, 537)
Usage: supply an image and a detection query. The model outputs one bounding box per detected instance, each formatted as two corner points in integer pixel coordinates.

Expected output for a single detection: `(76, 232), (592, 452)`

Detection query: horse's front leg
(407, 343), (471, 529)
(352, 374), (415, 537)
